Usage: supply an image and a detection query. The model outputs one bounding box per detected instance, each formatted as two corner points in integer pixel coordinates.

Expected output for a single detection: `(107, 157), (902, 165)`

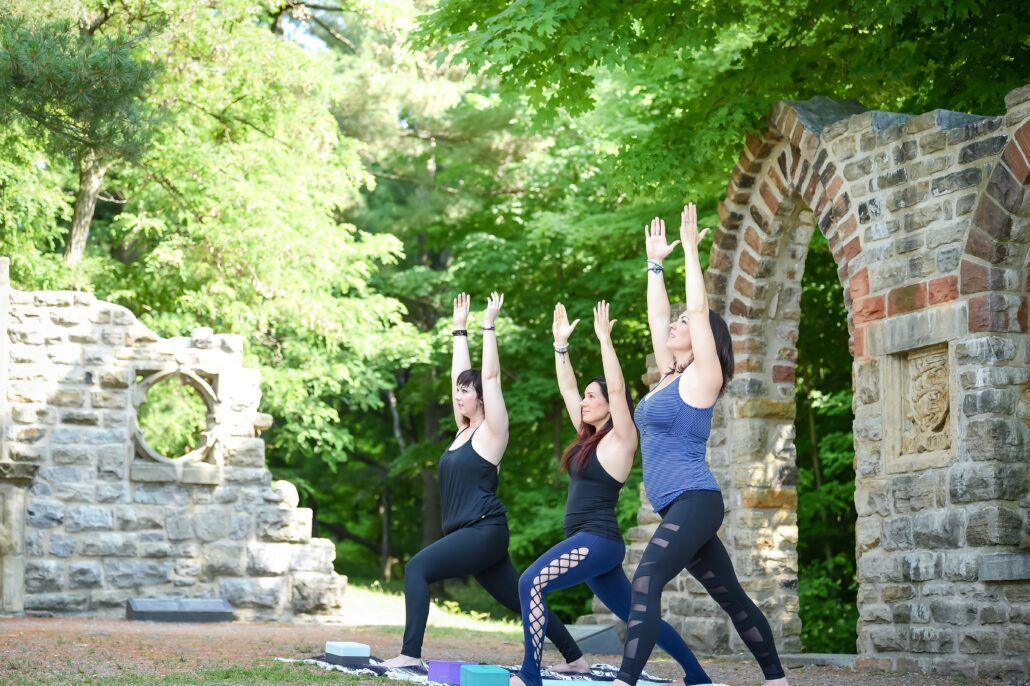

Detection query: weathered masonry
(1, 256), (345, 620)
(582, 85), (1030, 680)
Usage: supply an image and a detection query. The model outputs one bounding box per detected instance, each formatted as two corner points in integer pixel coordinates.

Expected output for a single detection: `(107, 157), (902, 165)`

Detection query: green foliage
(137, 378), (208, 458)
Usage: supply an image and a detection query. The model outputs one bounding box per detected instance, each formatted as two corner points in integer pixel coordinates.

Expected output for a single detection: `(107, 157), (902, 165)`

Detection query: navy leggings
(401, 519), (582, 663)
(516, 532), (711, 686)
(618, 490), (785, 684)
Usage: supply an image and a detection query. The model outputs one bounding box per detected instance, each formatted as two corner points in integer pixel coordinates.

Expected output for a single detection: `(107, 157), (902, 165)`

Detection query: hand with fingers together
(593, 300), (617, 343)
(645, 215), (681, 262)
(552, 303), (580, 346)
(483, 291), (504, 328)
(679, 202), (711, 251)
(453, 292), (470, 329)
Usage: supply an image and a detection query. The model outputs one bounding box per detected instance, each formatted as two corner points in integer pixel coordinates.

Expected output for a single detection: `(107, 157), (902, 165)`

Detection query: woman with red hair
(510, 301), (712, 686)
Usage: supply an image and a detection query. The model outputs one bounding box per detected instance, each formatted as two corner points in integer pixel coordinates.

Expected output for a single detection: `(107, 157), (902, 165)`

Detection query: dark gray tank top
(439, 427), (507, 534)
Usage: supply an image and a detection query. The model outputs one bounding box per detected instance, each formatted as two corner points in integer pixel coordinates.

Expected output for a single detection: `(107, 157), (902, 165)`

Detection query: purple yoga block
(428, 660), (473, 685)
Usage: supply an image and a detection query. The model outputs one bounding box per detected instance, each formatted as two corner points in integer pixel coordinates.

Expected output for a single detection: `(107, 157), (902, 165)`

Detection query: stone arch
(703, 96), (875, 655)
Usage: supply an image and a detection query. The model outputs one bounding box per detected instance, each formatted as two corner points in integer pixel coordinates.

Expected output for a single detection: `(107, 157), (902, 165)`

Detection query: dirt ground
(0, 616), (1025, 686)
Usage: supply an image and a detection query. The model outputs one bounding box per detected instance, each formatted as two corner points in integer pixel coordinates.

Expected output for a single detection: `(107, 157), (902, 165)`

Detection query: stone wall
(0, 257), (345, 619)
(581, 85), (1030, 679)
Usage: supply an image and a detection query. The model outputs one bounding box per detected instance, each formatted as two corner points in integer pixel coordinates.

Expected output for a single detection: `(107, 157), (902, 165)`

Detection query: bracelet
(553, 343), (569, 354)
(452, 329), (467, 337)
(646, 259), (664, 273)
(481, 326), (496, 331)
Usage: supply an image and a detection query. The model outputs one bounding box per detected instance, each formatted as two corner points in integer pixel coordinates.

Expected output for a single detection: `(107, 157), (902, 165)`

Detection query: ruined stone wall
(0, 257), (345, 619)
(581, 85), (1030, 680)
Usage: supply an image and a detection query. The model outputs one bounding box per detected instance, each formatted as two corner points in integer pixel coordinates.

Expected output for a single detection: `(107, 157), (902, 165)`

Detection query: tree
(0, 4), (159, 264)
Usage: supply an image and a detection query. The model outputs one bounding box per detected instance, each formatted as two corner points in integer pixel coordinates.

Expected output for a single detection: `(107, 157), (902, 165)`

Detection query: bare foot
(381, 654), (423, 669)
(548, 657), (590, 673)
(763, 678), (789, 686)
(510, 675), (526, 686)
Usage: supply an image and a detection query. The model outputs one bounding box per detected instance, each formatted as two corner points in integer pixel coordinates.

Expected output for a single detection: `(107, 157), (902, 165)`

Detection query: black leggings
(401, 520), (583, 663)
(618, 490), (785, 684)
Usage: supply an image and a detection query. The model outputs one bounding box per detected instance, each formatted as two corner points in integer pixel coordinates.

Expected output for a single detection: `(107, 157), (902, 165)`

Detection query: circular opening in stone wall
(137, 376), (210, 458)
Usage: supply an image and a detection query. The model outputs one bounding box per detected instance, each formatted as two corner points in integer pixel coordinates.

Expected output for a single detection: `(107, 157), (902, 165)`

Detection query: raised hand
(593, 300), (617, 342)
(453, 292), (470, 328)
(679, 203), (711, 250)
(552, 303), (580, 344)
(645, 216), (681, 261)
(483, 291), (504, 327)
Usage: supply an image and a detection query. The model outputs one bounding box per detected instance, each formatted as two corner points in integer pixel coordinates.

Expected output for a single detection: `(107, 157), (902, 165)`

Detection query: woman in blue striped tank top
(612, 205), (788, 686)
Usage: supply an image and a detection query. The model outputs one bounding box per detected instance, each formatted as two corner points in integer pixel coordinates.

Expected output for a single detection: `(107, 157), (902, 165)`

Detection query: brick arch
(959, 118), (1030, 332)
(700, 96), (875, 655)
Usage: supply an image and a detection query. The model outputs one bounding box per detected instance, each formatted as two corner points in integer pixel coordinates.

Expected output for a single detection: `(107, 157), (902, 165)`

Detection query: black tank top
(563, 445), (624, 541)
(439, 427), (508, 534)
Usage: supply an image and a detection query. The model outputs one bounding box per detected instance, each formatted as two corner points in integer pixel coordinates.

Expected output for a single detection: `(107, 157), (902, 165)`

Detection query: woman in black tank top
(510, 302), (712, 686)
(381, 293), (585, 671)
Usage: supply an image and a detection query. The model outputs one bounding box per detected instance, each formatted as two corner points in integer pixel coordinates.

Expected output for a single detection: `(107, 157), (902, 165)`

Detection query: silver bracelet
(553, 343), (569, 354)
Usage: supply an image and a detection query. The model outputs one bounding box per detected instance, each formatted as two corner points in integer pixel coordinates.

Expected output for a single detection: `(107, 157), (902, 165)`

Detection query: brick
(758, 181), (781, 214)
(969, 293), (1021, 332)
(772, 364), (795, 383)
(985, 162), (1025, 212)
(960, 259), (990, 294)
(743, 225), (777, 256)
(850, 268), (870, 299)
(1002, 141), (1030, 184)
(749, 204), (772, 233)
(843, 236), (861, 261)
(927, 276), (958, 305)
(887, 283), (927, 316)
(854, 295), (885, 323)
(973, 195), (1012, 240)
(965, 227), (1005, 264)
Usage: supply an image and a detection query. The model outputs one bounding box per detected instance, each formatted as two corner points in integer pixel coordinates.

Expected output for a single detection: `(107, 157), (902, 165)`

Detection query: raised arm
(552, 303), (582, 432)
(645, 216), (681, 374)
(450, 292), (472, 430)
(593, 301), (637, 461)
(679, 203), (723, 406)
(478, 292), (509, 462)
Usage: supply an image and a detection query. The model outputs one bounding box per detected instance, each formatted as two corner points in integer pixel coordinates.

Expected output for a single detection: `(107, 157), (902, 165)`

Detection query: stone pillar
(0, 463), (38, 612)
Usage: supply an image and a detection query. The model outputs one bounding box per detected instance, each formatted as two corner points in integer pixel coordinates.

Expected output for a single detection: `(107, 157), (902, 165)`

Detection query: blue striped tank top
(634, 375), (720, 513)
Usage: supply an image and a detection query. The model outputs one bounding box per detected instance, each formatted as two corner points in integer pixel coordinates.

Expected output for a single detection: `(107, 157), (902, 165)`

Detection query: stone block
(902, 552), (942, 581)
(962, 417), (1028, 462)
(133, 483), (190, 506)
(193, 509), (232, 542)
(25, 560), (64, 593)
(912, 510), (964, 549)
(79, 533), (138, 557)
(115, 506), (166, 531)
(257, 507), (312, 543)
(892, 473), (937, 513)
(247, 543), (293, 576)
(291, 572), (345, 614)
(27, 500), (64, 529)
(929, 599), (978, 626)
(203, 543), (245, 577)
(868, 626), (908, 652)
(910, 627), (954, 653)
(942, 552), (979, 581)
(858, 552), (903, 582)
(1003, 625), (1030, 657)
(224, 438), (266, 467)
(59, 504), (110, 531)
(68, 562), (103, 589)
(217, 577), (287, 609)
(166, 515), (194, 541)
(24, 593), (88, 613)
(48, 534), (76, 558)
(967, 506), (1023, 546)
(855, 480), (891, 517)
(102, 559), (172, 588)
(291, 538), (336, 573)
(882, 517), (913, 551)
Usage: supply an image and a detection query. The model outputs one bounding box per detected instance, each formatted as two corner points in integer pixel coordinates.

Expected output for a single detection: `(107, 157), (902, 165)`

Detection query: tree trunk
(65, 147), (108, 265)
(421, 370), (443, 549)
(382, 387), (407, 581)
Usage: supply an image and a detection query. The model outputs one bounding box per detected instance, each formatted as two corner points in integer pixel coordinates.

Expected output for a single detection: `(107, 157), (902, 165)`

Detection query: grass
(4, 663), (363, 686)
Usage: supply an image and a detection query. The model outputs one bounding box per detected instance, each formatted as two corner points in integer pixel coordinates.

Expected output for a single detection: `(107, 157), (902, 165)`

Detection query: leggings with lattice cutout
(617, 490), (785, 685)
(516, 532), (711, 686)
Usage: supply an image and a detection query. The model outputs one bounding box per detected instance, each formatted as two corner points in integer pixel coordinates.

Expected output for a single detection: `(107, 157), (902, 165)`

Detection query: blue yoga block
(460, 664), (509, 686)
(428, 660), (472, 685)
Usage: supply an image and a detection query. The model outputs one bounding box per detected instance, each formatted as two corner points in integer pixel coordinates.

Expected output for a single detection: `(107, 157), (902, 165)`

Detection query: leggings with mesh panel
(617, 490), (785, 684)
(400, 519), (582, 663)
(516, 532), (711, 686)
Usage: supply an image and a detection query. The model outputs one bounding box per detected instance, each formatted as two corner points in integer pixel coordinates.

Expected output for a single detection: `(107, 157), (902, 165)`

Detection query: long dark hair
(669, 310), (735, 394)
(456, 368), (483, 427)
(560, 377), (634, 474)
